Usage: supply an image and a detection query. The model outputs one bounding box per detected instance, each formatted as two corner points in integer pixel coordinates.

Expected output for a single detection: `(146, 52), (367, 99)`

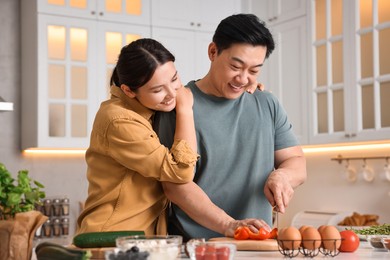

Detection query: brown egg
(301, 227), (321, 250)
(278, 227), (302, 250)
(317, 225), (327, 235)
(299, 225), (311, 235)
(321, 225), (341, 251)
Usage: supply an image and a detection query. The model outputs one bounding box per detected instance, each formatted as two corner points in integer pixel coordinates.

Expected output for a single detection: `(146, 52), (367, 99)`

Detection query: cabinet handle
(91, 11), (96, 15)
(197, 23), (201, 27)
(190, 22), (195, 26)
(99, 12), (104, 16)
(345, 133), (357, 138)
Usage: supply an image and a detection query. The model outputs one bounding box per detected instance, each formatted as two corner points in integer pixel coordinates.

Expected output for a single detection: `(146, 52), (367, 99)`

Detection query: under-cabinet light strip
(23, 142), (390, 155)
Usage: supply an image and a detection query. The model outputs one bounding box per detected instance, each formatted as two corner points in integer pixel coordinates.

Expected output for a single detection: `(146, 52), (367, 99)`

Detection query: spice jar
(43, 199), (52, 216)
(52, 198), (62, 216)
(61, 198), (70, 216)
(52, 218), (61, 237)
(42, 219), (52, 237)
(61, 217), (70, 236)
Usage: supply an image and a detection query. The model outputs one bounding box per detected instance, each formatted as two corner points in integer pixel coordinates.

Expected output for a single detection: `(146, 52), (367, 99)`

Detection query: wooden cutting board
(208, 237), (279, 251)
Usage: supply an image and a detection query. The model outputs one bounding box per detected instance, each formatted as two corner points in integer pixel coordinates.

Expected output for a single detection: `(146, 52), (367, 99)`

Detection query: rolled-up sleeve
(106, 117), (198, 183)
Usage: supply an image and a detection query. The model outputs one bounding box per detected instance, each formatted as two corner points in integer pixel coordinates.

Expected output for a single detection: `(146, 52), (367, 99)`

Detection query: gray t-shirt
(156, 80), (299, 240)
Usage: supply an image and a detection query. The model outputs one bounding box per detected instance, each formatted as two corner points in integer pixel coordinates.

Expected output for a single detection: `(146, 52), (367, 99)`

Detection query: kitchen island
(180, 241), (389, 259)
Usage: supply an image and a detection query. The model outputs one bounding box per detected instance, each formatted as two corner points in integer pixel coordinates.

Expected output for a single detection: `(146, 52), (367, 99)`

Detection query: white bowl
(115, 235), (182, 260)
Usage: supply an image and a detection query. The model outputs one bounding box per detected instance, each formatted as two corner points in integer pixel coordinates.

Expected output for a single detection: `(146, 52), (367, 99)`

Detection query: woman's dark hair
(110, 38), (175, 91)
(212, 13), (275, 59)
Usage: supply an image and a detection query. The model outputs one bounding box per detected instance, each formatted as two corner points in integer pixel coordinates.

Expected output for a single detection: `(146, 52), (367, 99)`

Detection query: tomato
(339, 230), (360, 252)
(216, 246), (230, 260)
(195, 245), (206, 260)
(204, 245), (217, 260)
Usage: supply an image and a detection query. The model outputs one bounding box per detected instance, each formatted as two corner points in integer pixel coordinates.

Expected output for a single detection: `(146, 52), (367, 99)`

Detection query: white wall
(0, 1), (388, 242)
(281, 147), (390, 228)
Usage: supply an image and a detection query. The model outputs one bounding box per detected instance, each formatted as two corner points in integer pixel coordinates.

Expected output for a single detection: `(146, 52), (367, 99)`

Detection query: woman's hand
(246, 83), (265, 94)
(175, 86), (193, 113)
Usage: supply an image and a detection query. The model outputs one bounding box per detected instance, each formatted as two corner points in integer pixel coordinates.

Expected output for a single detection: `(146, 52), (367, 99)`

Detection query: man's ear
(120, 84), (136, 98)
(208, 42), (218, 61)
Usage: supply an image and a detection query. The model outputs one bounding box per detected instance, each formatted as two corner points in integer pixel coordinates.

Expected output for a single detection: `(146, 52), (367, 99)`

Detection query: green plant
(0, 162), (45, 220)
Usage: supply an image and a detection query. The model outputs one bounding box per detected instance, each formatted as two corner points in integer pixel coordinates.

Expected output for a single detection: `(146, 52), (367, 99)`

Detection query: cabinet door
(21, 14), (98, 149)
(96, 23), (151, 103)
(152, 27), (196, 84)
(151, 0), (196, 30)
(308, 0), (390, 144)
(38, 0), (151, 25)
(96, 0), (151, 25)
(37, 0), (97, 19)
(151, 0), (241, 32)
(250, 0), (306, 25)
(264, 17), (308, 144)
(197, 0), (241, 32)
(152, 27), (213, 86)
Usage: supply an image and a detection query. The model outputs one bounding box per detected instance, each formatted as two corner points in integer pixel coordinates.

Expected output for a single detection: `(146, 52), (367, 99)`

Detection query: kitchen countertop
(31, 241), (389, 259)
(180, 242), (389, 259)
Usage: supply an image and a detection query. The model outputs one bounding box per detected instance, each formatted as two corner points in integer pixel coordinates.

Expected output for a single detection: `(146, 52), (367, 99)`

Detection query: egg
(320, 225), (341, 251)
(317, 225), (327, 235)
(299, 225), (311, 235)
(301, 227), (321, 250)
(278, 226), (301, 250)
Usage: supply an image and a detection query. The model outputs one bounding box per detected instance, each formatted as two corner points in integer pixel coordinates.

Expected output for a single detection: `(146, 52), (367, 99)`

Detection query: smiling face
(205, 42), (267, 99)
(122, 61), (182, 112)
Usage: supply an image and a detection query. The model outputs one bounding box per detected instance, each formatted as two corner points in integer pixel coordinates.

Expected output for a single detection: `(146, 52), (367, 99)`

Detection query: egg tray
(277, 239), (342, 258)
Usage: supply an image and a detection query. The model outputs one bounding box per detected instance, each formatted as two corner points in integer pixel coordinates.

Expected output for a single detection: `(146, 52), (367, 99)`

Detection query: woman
(76, 39), (198, 235)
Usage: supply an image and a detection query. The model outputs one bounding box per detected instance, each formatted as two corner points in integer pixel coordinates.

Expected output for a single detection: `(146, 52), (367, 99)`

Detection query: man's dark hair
(212, 13), (275, 59)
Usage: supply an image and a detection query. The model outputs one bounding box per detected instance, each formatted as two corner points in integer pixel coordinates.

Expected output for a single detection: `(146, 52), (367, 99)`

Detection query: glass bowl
(381, 237), (390, 251)
(186, 240), (236, 260)
(366, 235), (390, 249)
(115, 235), (182, 260)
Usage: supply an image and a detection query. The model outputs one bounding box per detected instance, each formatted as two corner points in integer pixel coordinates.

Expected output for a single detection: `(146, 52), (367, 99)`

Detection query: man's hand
(263, 170), (294, 214)
(224, 218), (271, 237)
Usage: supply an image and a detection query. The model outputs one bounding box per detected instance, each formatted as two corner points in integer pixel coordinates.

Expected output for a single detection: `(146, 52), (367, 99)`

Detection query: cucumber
(73, 230), (144, 248)
(35, 241), (89, 256)
(36, 243), (91, 260)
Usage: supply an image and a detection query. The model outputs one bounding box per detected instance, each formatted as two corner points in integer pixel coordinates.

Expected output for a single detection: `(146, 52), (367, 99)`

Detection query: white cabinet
(152, 0), (241, 84)
(308, 0), (390, 144)
(151, 0), (241, 32)
(37, 0), (151, 25)
(21, 0), (151, 149)
(250, 0), (306, 25)
(152, 28), (212, 85)
(250, 0), (308, 144)
(261, 17), (308, 144)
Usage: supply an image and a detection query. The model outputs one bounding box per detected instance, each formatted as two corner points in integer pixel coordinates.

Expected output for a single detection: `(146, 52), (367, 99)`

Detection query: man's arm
(264, 145), (307, 213)
(162, 181), (271, 237)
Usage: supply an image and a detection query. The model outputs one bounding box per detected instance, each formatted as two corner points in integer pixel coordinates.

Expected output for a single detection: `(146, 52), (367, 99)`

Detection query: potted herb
(0, 162), (47, 260)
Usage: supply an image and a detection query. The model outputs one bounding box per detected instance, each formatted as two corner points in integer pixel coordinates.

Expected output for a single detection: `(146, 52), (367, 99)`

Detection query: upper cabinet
(151, 0), (241, 32)
(37, 0), (151, 25)
(151, 0), (241, 84)
(21, 0), (151, 149)
(251, 0), (306, 25)
(308, 0), (390, 144)
(249, 0), (308, 144)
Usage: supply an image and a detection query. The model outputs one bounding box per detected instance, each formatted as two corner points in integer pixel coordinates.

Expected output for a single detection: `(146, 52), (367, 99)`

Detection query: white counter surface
(180, 242), (389, 259)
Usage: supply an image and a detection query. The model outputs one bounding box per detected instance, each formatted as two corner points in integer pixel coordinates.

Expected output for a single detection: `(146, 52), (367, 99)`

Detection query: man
(156, 13), (307, 241)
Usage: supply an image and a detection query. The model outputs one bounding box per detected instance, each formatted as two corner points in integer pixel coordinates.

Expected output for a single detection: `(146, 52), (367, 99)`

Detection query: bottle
(52, 198), (62, 216)
(61, 217), (70, 236)
(61, 198), (70, 216)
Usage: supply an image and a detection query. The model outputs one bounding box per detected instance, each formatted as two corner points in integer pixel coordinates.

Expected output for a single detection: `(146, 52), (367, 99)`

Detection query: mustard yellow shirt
(77, 86), (198, 235)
